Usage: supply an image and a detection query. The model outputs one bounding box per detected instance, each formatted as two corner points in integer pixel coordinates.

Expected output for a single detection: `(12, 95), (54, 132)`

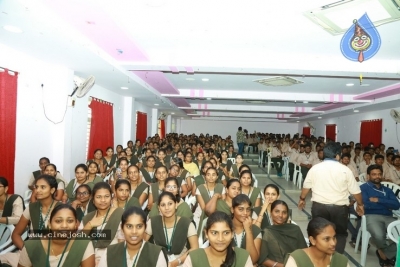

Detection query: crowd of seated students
(1, 132), (398, 266)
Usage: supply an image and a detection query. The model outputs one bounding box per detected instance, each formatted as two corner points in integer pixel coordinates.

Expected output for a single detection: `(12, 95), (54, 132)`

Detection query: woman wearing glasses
(71, 184), (95, 222)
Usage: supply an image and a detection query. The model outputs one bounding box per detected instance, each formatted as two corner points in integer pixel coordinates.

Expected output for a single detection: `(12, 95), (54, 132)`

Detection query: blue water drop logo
(340, 13), (381, 63)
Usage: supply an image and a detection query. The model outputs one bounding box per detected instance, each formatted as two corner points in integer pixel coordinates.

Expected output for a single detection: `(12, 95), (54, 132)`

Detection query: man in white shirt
(385, 155), (400, 184)
(271, 142), (284, 177)
(359, 152), (374, 175)
(298, 142), (364, 253)
(287, 142), (300, 181)
(341, 153), (359, 181)
(296, 143), (317, 181)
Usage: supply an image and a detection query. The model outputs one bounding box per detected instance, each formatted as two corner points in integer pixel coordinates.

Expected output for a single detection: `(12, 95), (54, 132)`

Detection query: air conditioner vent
(253, 76), (304, 86)
(245, 100), (268, 104)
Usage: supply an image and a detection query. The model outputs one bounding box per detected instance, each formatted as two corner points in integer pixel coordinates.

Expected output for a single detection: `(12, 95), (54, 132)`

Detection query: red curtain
(325, 124), (336, 142)
(136, 112), (147, 143)
(360, 119), (382, 147)
(302, 127), (311, 137)
(160, 120), (165, 139)
(87, 97), (114, 159)
(0, 69), (18, 193)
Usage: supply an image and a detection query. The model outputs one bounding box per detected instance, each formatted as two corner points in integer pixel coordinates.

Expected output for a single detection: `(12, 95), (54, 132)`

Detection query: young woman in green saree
(145, 192), (198, 266)
(5, 175), (59, 267)
(18, 204), (95, 267)
(103, 147), (117, 180)
(66, 164), (97, 203)
(140, 156), (156, 184)
(44, 164), (65, 202)
(109, 158), (129, 193)
(71, 184), (95, 222)
(193, 152), (205, 169)
(259, 200), (307, 267)
(112, 179), (141, 210)
(0, 176), (24, 224)
(183, 211), (253, 267)
(148, 177), (193, 219)
(285, 217), (349, 267)
(239, 170), (261, 208)
(87, 162), (104, 185)
(204, 179), (240, 217)
(147, 165), (168, 212)
(80, 182), (124, 265)
(127, 165), (148, 207)
(230, 194), (262, 265)
(191, 161), (213, 196)
(98, 206), (167, 267)
(87, 149), (107, 177)
(229, 154), (244, 179)
(168, 160), (190, 198)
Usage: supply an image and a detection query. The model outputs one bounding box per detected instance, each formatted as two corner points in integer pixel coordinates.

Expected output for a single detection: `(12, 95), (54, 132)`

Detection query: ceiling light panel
(253, 76), (304, 86)
(304, 0), (400, 35)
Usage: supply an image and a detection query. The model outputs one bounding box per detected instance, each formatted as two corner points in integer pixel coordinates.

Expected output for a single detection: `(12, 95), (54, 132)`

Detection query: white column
(176, 118), (181, 134)
(166, 115), (172, 134)
(151, 108), (158, 136)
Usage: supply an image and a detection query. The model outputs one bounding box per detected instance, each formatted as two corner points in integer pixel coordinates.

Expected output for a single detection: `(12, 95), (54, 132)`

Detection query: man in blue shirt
(360, 164), (400, 266)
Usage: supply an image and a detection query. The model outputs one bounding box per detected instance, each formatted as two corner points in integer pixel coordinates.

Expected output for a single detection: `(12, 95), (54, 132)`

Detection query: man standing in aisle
(298, 141), (364, 254)
(236, 126), (246, 155)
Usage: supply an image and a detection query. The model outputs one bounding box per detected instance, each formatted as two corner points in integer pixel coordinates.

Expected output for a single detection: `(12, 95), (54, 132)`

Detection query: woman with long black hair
(183, 211), (252, 267)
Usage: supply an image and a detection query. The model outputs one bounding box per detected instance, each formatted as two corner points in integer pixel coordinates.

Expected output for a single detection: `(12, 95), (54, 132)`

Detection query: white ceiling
(1, 0), (400, 123)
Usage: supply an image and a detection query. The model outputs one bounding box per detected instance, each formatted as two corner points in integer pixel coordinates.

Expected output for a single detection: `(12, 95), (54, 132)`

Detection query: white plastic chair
(293, 165), (302, 188)
(354, 213), (371, 267)
(227, 158), (236, 164)
(0, 225), (28, 254)
(258, 151), (264, 167)
(359, 173), (367, 183)
(387, 220), (400, 244)
(23, 190), (32, 206)
(198, 218), (208, 247)
(282, 157), (290, 181)
(266, 152), (272, 175)
(381, 182), (400, 198)
(252, 174), (258, 188)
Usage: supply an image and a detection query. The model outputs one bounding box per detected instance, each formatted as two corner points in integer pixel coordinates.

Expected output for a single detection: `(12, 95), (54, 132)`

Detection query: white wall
(180, 119), (298, 140)
(298, 108), (400, 147)
(0, 44), (155, 195)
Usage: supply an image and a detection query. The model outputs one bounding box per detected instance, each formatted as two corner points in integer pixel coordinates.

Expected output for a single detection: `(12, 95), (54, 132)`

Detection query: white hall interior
(1, 0), (400, 196)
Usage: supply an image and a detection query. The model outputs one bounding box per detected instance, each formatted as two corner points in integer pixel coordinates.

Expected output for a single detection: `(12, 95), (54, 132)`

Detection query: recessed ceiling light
(296, 121), (300, 122)
(318, 116), (322, 119)
(206, 97), (212, 100)
(121, 86), (128, 90)
(360, 84), (370, 87)
(171, 112), (175, 114)
(154, 104), (159, 106)
(303, 101), (308, 103)
(202, 78), (209, 82)
(346, 83), (354, 87)
(354, 109), (359, 113)
(3, 25), (22, 33)
(186, 78), (195, 81)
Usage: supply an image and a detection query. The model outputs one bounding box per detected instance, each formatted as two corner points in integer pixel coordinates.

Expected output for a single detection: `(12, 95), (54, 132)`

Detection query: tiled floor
(243, 153), (380, 267)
